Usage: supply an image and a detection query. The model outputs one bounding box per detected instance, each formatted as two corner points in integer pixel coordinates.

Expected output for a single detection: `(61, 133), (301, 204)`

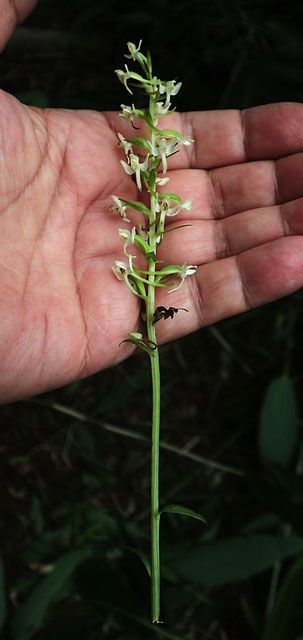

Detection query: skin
(1, 1), (303, 402)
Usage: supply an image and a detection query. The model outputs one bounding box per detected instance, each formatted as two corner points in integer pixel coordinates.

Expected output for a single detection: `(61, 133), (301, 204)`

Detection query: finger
(208, 152), (303, 218)
(180, 103), (303, 170)
(158, 196), (303, 266)
(158, 163), (279, 221)
(154, 236), (303, 343)
(147, 103), (303, 171)
(161, 153), (303, 222)
(0, 0), (38, 51)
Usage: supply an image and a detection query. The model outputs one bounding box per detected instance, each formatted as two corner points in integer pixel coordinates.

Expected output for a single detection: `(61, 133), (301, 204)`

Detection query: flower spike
(112, 40), (201, 624)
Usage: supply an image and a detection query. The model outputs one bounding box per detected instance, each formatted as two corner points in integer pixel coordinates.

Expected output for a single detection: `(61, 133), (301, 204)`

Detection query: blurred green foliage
(0, 0), (303, 638)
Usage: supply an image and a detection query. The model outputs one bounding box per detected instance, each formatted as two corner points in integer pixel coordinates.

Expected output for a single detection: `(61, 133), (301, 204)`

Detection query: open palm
(1, 90), (303, 402)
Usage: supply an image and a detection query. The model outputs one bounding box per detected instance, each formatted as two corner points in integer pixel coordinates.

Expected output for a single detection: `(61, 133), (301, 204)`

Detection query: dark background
(1, 1), (303, 639)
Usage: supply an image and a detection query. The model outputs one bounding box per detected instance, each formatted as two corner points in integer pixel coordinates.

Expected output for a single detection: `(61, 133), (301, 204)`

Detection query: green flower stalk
(112, 41), (206, 623)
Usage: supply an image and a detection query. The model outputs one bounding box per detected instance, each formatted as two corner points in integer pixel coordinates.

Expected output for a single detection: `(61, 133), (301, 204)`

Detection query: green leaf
(129, 136), (151, 151)
(11, 549), (91, 640)
(119, 337), (157, 356)
(0, 556), (6, 636)
(128, 273), (147, 299)
(142, 110), (158, 132)
(145, 251), (157, 262)
(158, 192), (182, 203)
(127, 547), (151, 577)
(119, 199), (151, 216)
(263, 553), (303, 640)
(128, 70), (146, 82)
(134, 235), (150, 256)
(30, 497), (44, 535)
(172, 536), (303, 587)
(241, 513), (280, 534)
(158, 224), (192, 238)
(157, 129), (182, 138)
(76, 558), (189, 639)
(160, 504), (207, 524)
(259, 375), (298, 467)
(240, 596), (260, 638)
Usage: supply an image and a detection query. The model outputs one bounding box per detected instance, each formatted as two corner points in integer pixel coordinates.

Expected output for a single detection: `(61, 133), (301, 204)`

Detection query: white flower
(148, 137), (177, 174)
(144, 76), (159, 95)
(156, 196), (194, 223)
(155, 196), (178, 244)
(158, 138), (177, 174)
(117, 132), (133, 158)
(137, 224), (149, 241)
(158, 79), (182, 109)
(110, 195), (130, 222)
(119, 104), (136, 124)
(177, 135), (194, 147)
(158, 196), (179, 217)
(118, 226), (137, 271)
(180, 198), (194, 211)
(115, 65), (133, 94)
(125, 40), (142, 61)
(168, 263), (197, 293)
(159, 80), (182, 97)
(112, 260), (142, 297)
(121, 153), (149, 191)
(112, 260), (130, 281)
(156, 176), (170, 186)
(154, 101), (171, 116)
(115, 65), (144, 94)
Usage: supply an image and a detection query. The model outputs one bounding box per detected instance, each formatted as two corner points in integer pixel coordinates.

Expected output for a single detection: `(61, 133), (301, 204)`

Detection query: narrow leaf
(172, 535), (303, 587)
(129, 137), (151, 151)
(11, 549), (91, 640)
(0, 556), (6, 636)
(134, 235), (150, 256)
(157, 129), (182, 138)
(119, 199), (151, 216)
(158, 192), (182, 203)
(128, 274), (147, 299)
(160, 504), (207, 524)
(119, 338), (157, 356)
(158, 224), (192, 237)
(145, 251), (157, 262)
(127, 547), (151, 577)
(263, 553), (303, 640)
(259, 375), (298, 467)
(128, 71), (146, 82)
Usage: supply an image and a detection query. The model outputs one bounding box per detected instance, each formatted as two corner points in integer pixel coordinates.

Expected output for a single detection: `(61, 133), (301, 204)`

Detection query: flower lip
(125, 40), (143, 61)
(110, 195), (130, 222)
(168, 262), (197, 293)
(117, 132), (133, 158)
(120, 153), (149, 191)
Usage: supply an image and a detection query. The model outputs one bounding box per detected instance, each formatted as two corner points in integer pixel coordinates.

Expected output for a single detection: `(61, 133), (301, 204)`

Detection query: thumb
(0, 0), (38, 52)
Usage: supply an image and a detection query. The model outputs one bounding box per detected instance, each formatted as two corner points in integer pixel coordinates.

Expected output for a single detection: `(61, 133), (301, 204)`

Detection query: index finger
(177, 102), (303, 170)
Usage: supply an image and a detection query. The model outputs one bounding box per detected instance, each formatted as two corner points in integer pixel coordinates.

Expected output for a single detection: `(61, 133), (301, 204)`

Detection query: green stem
(147, 218), (161, 623)
(146, 90), (161, 621)
(149, 332), (161, 623)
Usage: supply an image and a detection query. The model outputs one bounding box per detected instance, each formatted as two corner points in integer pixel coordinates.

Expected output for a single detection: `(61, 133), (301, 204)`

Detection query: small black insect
(153, 306), (188, 324)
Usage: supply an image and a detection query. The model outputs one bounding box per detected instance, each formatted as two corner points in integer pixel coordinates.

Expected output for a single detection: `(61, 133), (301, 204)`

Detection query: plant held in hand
(112, 41), (207, 623)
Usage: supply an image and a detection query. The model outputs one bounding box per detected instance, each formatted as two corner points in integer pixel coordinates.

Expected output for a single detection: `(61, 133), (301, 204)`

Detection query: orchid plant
(112, 41), (207, 624)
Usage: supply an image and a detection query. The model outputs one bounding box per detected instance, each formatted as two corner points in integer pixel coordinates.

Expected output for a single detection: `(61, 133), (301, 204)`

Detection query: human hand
(1, 94), (303, 403)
